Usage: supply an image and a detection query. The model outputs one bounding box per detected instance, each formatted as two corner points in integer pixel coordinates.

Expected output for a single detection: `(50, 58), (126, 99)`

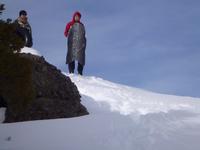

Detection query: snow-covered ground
(20, 47), (41, 56)
(1, 74), (200, 150)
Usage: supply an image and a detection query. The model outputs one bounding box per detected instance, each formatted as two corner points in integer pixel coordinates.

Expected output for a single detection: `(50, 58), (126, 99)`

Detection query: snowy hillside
(70, 75), (200, 115)
(1, 73), (200, 150)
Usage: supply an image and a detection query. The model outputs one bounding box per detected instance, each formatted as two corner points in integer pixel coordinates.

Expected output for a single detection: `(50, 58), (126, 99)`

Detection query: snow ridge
(70, 75), (200, 116)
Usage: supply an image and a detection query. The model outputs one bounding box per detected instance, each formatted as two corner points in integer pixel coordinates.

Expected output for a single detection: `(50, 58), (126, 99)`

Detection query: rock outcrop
(4, 53), (88, 123)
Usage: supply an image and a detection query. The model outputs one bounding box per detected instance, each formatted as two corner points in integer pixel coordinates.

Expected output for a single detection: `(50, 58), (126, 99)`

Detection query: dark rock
(0, 95), (7, 108)
(4, 53), (88, 123)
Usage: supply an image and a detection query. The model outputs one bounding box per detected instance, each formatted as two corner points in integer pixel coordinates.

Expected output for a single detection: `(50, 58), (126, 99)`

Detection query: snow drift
(20, 47), (41, 56)
(70, 75), (200, 115)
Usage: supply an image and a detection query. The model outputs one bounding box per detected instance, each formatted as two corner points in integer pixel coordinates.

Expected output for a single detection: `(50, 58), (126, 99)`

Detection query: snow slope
(1, 74), (200, 150)
(70, 75), (200, 115)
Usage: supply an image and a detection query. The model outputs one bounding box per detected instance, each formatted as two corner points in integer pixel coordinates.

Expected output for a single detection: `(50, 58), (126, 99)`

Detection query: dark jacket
(14, 18), (33, 47)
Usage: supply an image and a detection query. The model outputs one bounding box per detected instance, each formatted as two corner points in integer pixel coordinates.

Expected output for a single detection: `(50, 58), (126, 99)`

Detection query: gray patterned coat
(66, 22), (86, 66)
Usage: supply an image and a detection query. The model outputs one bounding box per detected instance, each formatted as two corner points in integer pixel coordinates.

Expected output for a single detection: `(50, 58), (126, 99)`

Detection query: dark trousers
(68, 61), (83, 75)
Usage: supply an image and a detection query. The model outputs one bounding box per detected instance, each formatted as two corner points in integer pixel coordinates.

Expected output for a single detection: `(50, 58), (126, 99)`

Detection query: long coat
(66, 22), (86, 66)
(14, 18), (33, 47)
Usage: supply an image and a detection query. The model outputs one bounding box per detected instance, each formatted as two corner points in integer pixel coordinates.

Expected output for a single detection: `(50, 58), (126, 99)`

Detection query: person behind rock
(64, 11), (86, 75)
(14, 10), (33, 47)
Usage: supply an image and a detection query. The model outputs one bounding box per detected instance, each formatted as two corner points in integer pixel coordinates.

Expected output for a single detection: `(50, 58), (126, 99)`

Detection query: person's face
(20, 14), (28, 23)
(74, 15), (80, 22)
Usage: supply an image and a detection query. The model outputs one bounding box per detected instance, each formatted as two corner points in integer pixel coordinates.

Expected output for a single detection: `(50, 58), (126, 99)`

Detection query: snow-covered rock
(20, 47), (41, 56)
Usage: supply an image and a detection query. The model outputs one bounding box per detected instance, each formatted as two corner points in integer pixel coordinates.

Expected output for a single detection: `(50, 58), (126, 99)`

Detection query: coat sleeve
(28, 25), (33, 47)
(64, 22), (72, 37)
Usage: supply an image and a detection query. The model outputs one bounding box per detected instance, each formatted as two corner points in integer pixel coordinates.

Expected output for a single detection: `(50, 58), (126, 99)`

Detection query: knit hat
(19, 10), (27, 16)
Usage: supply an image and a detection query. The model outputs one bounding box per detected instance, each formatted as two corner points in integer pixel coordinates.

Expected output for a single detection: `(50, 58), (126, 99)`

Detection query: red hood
(64, 11), (83, 37)
(72, 11), (81, 22)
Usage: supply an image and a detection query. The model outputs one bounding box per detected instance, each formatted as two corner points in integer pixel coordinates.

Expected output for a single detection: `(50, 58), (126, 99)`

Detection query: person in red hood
(64, 11), (86, 75)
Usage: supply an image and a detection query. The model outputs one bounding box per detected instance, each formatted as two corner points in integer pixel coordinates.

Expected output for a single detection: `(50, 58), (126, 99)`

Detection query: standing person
(64, 11), (86, 75)
(14, 10), (33, 47)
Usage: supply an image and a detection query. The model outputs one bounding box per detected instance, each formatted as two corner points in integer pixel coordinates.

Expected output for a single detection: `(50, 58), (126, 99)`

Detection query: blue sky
(2, 0), (200, 97)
